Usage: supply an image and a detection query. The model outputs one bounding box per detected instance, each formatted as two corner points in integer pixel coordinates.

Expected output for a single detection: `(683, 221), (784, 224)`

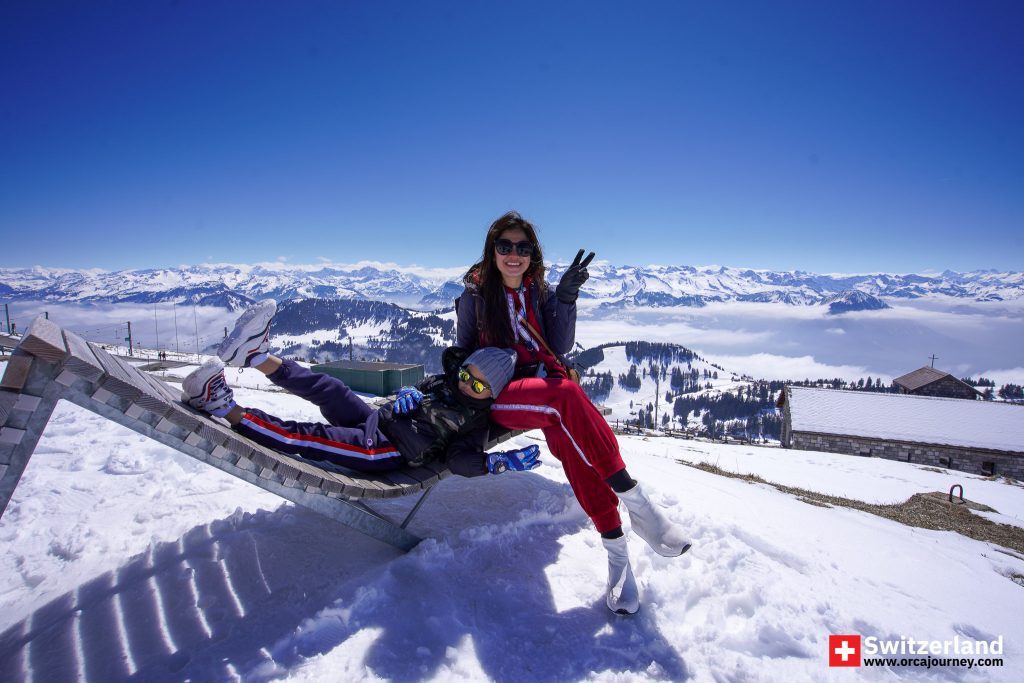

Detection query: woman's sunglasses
(458, 366), (491, 394)
(494, 238), (535, 257)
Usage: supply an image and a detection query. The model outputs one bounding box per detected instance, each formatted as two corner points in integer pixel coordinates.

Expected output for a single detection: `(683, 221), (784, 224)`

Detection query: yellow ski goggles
(458, 366), (491, 395)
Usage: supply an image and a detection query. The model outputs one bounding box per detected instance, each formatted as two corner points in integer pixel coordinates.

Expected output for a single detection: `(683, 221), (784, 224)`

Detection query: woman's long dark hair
(463, 210), (546, 347)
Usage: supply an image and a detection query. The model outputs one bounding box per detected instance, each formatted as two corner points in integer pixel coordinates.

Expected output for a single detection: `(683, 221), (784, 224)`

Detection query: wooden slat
(298, 469), (329, 492)
(319, 470), (372, 498)
(314, 477), (346, 495)
(134, 364), (180, 403)
(382, 470), (425, 489)
(325, 469), (384, 499)
(378, 483), (408, 499)
(19, 317), (68, 363)
(61, 331), (104, 383)
(86, 346), (176, 416)
(366, 473), (408, 499)
(193, 416), (232, 449)
(0, 354), (34, 392)
(246, 448), (279, 472)
(224, 436), (257, 460)
(271, 456), (304, 483)
(106, 354), (169, 410)
(363, 473), (401, 498)
(277, 456), (340, 492)
(88, 346), (142, 401)
(162, 403), (202, 432)
(289, 458), (333, 491)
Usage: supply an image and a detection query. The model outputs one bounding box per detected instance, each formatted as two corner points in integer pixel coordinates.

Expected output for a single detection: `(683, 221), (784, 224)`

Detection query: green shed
(311, 359), (425, 396)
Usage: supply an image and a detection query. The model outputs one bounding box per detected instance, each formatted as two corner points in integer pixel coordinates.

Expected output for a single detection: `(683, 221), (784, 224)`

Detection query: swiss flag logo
(829, 634), (862, 667)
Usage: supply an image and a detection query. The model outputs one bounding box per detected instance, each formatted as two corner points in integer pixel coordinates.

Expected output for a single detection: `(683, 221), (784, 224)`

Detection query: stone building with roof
(892, 366), (980, 400)
(778, 386), (1024, 479)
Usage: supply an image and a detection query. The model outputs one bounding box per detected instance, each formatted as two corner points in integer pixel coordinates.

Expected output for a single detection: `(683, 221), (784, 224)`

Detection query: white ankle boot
(602, 536), (639, 615)
(618, 485), (692, 557)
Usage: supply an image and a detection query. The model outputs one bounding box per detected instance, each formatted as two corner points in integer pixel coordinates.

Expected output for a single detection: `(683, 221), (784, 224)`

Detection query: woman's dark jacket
(375, 347), (493, 477)
(455, 279), (577, 355)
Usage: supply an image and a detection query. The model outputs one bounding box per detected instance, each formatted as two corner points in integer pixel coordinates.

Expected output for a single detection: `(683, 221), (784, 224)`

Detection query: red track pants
(489, 378), (627, 533)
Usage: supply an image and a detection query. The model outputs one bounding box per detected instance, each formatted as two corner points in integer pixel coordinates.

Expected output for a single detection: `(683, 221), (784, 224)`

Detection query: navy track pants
(233, 359), (403, 472)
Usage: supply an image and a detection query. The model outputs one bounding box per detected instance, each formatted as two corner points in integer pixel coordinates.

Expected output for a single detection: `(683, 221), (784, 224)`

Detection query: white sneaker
(602, 536), (639, 615)
(182, 358), (236, 417)
(618, 485), (692, 557)
(218, 299), (277, 367)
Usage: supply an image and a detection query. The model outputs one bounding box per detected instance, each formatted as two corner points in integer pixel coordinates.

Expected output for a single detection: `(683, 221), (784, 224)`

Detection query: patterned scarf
(505, 284), (539, 351)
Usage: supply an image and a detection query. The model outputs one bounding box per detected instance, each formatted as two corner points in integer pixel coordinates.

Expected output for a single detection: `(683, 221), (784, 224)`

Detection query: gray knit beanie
(464, 347), (516, 397)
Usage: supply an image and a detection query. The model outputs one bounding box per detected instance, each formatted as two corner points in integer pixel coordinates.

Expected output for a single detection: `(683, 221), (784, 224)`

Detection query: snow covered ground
(670, 440), (1024, 529)
(2, 365), (1023, 681)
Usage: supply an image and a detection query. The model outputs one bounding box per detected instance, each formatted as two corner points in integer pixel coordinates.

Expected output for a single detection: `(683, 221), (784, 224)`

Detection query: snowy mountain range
(2, 263), (1021, 312)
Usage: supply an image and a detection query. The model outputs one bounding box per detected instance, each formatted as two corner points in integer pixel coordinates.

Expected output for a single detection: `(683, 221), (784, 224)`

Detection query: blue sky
(2, 1), (1022, 273)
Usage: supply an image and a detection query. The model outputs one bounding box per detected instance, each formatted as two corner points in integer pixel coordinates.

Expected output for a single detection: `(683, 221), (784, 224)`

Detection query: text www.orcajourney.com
(863, 657), (1003, 669)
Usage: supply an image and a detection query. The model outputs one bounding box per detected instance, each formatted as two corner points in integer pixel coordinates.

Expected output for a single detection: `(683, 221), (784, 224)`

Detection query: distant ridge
(1, 263), (1021, 310)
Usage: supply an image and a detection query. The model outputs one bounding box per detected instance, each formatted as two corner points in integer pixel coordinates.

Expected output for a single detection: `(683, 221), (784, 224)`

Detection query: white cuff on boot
(602, 536), (639, 615)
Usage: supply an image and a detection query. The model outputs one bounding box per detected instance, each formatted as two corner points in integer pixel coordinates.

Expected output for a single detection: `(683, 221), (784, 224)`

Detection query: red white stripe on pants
(234, 409), (403, 472)
(490, 378), (626, 534)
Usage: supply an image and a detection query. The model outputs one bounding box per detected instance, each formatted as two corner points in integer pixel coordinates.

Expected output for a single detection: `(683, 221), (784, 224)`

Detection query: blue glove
(393, 387), (423, 415)
(487, 444), (542, 474)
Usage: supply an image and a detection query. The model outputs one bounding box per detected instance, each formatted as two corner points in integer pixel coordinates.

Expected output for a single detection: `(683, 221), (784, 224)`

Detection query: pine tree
(618, 364), (642, 391)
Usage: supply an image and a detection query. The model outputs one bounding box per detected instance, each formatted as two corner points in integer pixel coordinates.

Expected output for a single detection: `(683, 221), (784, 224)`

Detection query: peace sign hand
(556, 249), (596, 304)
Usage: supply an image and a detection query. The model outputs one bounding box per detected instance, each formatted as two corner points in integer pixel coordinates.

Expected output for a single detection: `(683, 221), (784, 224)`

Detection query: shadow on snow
(0, 474), (688, 682)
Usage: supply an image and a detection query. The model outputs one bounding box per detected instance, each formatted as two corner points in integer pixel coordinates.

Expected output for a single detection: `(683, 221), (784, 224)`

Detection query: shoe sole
(609, 601), (640, 615)
(650, 541), (692, 558)
(218, 302), (276, 366)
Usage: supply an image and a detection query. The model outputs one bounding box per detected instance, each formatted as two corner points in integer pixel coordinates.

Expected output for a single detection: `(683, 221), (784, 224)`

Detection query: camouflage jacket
(375, 347), (493, 476)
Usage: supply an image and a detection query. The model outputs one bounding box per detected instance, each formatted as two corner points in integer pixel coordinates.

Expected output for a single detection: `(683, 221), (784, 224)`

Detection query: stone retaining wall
(790, 431), (1024, 480)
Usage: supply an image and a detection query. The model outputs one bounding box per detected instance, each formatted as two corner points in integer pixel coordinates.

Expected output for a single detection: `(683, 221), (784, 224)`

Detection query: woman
(456, 210), (691, 615)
